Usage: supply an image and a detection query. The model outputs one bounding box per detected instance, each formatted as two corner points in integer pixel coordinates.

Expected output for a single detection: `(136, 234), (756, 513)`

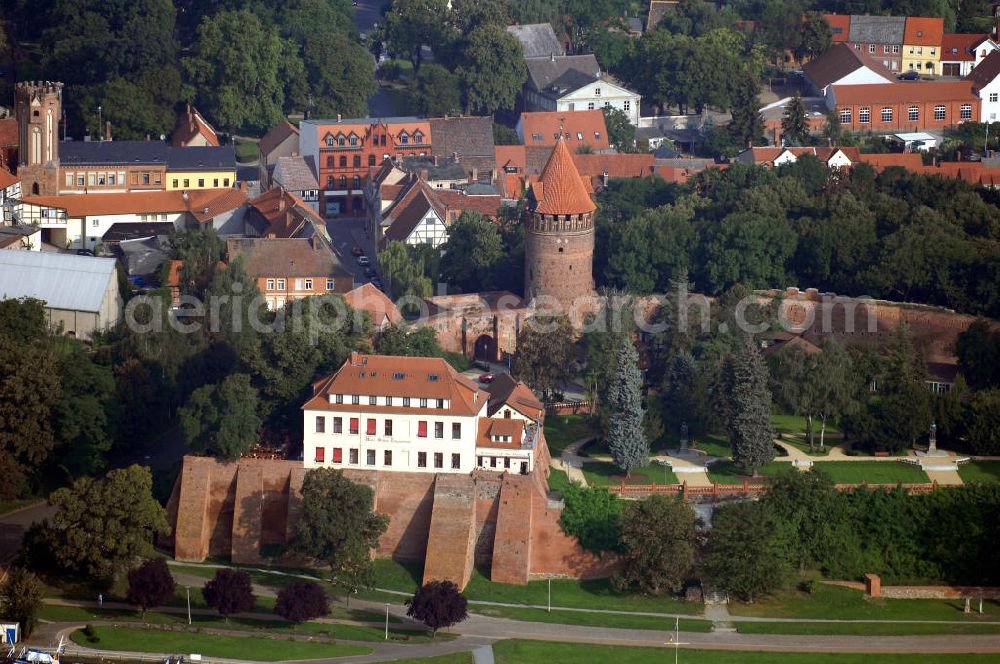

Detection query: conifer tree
(729, 76), (763, 148)
(729, 339), (775, 476)
(606, 337), (648, 476)
(781, 93), (809, 145)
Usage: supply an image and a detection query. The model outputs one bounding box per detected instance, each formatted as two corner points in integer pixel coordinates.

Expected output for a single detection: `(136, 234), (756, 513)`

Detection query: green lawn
(737, 621), (1000, 635)
(688, 433), (731, 458)
(809, 461), (930, 484)
(706, 460), (790, 484)
(70, 626), (371, 660)
(491, 640), (1000, 663)
(41, 604), (422, 642)
(581, 460), (679, 486)
(461, 568), (702, 615)
(471, 605), (711, 632)
(233, 138), (258, 163)
(959, 461), (1000, 484)
(545, 467), (575, 495)
(388, 655), (473, 664)
(728, 582), (1000, 622)
(544, 414), (599, 456)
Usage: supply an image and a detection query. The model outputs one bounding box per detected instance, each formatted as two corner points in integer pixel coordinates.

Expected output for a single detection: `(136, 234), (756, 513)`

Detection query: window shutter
(418, 421), (428, 437)
(367, 418), (376, 435)
(332, 448), (343, 463)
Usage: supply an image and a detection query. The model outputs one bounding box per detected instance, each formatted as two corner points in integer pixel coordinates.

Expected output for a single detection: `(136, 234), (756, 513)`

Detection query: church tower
(15, 81), (63, 196)
(523, 136), (597, 309)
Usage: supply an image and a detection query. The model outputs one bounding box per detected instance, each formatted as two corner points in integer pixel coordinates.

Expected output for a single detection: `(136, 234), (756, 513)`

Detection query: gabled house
(171, 105), (220, 148)
(426, 115), (496, 182)
(736, 146), (861, 169)
(258, 120), (300, 187)
(244, 188), (328, 241)
(0, 168), (21, 224)
(342, 282), (402, 331)
(523, 55), (641, 125)
(803, 43), (895, 97)
(828, 81), (979, 131)
(506, 23), (564, 58)
(377, 178), (500, 250)
(845, 14), (907, 72)
(940, 34), (997, 77)
(271, 155), (320, 212)
(902, 17), (944, 75)
(966, 50), (1000, 122)
(226, 236), (353, 309)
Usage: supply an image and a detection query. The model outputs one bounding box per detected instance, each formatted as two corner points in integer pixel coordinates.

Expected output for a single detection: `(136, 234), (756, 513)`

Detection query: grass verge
(959, 461), (1000, 484)
(471, 605), (711, 632)
(544, 414), (599, 456)
(491, 640), (1000, 663)
(70, 626), (370, 660)
(233, 138), (258, 163)
(582, 461), (679, 486)
(727, 582), (1000, 621)
(736, 621), (1000, 635)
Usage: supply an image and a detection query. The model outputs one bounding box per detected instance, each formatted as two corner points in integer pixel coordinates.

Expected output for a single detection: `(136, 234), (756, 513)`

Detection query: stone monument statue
(928, 422), (937, 454)
(680, 421), (689, 450)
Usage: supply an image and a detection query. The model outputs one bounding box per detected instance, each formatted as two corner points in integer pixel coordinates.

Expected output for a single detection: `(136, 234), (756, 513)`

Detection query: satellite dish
(160, 134), (166, 141)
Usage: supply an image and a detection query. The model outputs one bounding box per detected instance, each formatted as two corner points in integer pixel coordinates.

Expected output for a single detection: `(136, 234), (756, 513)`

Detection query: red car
(479, 373), (495, 383)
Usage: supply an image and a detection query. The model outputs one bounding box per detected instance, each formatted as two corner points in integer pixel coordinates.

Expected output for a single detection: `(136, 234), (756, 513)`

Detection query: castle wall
(167, 453), (611, 587)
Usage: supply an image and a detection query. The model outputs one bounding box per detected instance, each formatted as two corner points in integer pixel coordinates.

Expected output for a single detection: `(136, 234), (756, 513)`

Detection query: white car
(357, 255), (371, 266)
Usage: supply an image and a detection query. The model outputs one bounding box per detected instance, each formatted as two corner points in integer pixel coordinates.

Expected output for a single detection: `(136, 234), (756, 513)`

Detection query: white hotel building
(302, 354), (545, 475)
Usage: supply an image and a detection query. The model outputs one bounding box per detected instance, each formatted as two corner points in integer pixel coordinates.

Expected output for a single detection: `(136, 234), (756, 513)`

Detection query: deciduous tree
(179, 373), (261, 460)
(406, 580), (468, 637)
(456, 25), (527, 115)
(438, 212), (504, 292)
(384, 0), (450, 71)
(558, 484), (623, 553)
(0, 568), (42, 637)
(612, 495), (697, 594)
(203, 569), (255, 622)
(36, 465), (168, 586)
(292, 469), (389, 603)
(603, 107), (635, 153)
(275, 582), (330, 624)
(513, 315), (575, 402)
(127, 558), (176, 618)
(303, 30), (377, 119)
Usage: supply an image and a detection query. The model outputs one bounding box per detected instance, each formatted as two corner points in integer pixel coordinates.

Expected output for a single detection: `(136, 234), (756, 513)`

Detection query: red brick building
(830, 81), (979, 132)
(300, 117), (434, 216)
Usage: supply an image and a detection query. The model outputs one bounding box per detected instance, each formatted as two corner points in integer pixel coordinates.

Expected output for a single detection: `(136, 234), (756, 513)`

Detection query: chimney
(337, 114), (342, 122)
(433, 155), (439, 166)
(550, 53), (555, 62)
(470, 167), (478, 181)
(419, 169), (429, 181)
(182, 191), (190, 201)
(278, 197), (286, 211)
(602, 169), (609, 186)
(452, 151), (458, 163)
(105, 121), (112, 142)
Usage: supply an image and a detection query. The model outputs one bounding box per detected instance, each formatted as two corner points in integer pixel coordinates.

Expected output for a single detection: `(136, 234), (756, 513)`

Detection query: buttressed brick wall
(167, 454), (608, 588)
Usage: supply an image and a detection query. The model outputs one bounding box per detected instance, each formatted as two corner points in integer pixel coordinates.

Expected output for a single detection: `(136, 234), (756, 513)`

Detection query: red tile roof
(904, 17), (944, 46)
(532, 138), (596, 215)
(941, 33), (988, 62)
(854, 152), (925, 171)
(571, 153), (655, 180)
(0, 168), (19, 190)
(23, 189), (245, 219)
(304, 353), (487, 417)
(171, 105), (220, 148)
(824, 14), (852, 42)
(434, 189), (502, 219)
(520, 110), (610, 151)
(342, 282), (402, 328)
(476, 417), (526, 449)
(832, 81), (977, 105)
(248, 188), (323, 237)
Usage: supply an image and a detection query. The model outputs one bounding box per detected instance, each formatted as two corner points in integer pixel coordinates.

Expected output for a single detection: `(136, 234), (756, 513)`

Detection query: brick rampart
(491, 474), (534, 584)
(422, 474), (477, 588)
(168, 454), (612, 585)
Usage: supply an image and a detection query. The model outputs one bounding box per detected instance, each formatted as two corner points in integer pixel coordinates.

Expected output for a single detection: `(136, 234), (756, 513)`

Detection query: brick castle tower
(523, 135), (597, 309)
(15, 81), (62, 196)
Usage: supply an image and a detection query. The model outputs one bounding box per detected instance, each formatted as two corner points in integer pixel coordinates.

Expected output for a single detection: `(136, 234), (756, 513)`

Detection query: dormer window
(325, 135), (335, 147)
(577, 132), (583, 140)
(595, 87), (601, 95)
(338, 136), (345, 147)
(414, 130), (424, 144)
(917, 30), (923, 37)
(399, 132), (409, 145)
(350, 134), (358, 146)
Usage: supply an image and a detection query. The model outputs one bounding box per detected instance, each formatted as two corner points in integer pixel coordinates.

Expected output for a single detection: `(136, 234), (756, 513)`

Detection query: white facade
(552, 80), (641, 126)
(303, 355), (541, 476)
(15, 204), (186, 250)
(975, 77), (1000, 122)
(304, 401), (486, 474)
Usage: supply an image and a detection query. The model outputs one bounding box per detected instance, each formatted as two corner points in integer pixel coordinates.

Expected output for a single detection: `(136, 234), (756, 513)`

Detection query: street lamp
(384, 602), (390, 640)
(186, 586), (191, 625)
(547, 577), (551, 613)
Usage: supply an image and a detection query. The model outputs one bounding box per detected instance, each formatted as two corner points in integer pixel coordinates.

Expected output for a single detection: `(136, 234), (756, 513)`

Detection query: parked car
(351, 245), (364, 257)
(897, 71), (920, 81)
(76, 248), (94, 256)
(364, 266), (375, 277)
(479, 373), (495, 383)
(357, 255), (371, 266)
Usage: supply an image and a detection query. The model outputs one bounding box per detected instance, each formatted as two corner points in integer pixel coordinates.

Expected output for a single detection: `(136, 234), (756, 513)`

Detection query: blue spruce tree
(607, 337), (649, 477)
(729, 339), (776, 476)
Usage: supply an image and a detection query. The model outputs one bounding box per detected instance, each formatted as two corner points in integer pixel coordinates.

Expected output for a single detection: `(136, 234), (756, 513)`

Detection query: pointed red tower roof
(534, 137), (596, 216)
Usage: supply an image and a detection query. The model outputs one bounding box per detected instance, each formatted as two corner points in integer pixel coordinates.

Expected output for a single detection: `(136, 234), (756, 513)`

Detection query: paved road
(326, 216), (375, 287)
(0, 502), (55, 568)
(352, 0), (399, 118)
